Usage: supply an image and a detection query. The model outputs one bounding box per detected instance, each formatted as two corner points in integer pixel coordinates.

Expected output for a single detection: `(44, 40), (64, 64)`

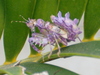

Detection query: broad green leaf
(0, 66), (26, 75)
(32, 0), (59, 21)
(0, 62), (26, 75)
(4, 0), (36, 63)
(21, 62), (78, 75)
(0, 0), (4, 39)
(29, 0), (59, 55)
(58, 0), (87, 19)
(84, 0), (100, 40)
(38, 41), (100, 62)
(0, 62), (17, 69)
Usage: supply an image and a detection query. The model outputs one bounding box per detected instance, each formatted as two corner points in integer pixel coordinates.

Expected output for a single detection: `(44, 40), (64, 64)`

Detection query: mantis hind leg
(48, 38), (53, 58)
(77, 36), (82, 42)
(53, 35), (61, 57)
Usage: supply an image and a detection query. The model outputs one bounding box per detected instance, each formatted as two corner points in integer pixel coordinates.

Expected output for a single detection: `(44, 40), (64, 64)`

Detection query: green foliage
(3, 0), (36, 62)
(21, 62), (78, 75)
(0, 0), (87, 63)
(0, 62), (78, 75)
(0, 0), (100, 74)
(84, 0), (100, 39)
(0, 62), (26, 75)
(58, 0), (87, 19)
(32, 0), (59, 21)
(0, 66), (26, 75)
(0, 0), (4, 39)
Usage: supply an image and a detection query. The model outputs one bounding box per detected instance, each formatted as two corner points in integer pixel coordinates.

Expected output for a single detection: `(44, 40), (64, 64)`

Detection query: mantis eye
(26, 21), (30, 23)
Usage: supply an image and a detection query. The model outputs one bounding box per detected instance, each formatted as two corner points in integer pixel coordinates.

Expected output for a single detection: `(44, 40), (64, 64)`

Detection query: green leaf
(0, 66), (26, 75)
(39, 41), (100, 62)
(58, 0), (87, 19)
(21, 62), (78, 75)
(3, 0), (36, 62)
(0, 62), (77, 75)
(29, 0), (59, 55)
(84, 0), (100, 40)
(0, 0), (4, 39)
(32, 0), (59, 21)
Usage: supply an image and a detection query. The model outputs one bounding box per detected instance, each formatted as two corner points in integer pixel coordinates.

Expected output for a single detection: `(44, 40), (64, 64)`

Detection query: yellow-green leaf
(0, 66), (26, 75)
(4, 0), (36, 62)
(39, 41), (100, 62)
(84, 0), (100, 40)
(21, 62), (78, 75)
(58, 0), (87, 19)
(0, 0), (4, 39)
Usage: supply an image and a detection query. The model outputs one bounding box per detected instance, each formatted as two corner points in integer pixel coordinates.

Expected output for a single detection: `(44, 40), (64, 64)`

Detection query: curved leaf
(21, 62), (78, 75)
(38, 41), (100, 62)
(4, 0), (36, 63)
(32, 0), (59, 21)
(0, 62), (78, 75)
(84, 0), (100, 40)
(0, 0), (4, 39)
(0, 66), (26, 75)
(58, 0), (87, 19)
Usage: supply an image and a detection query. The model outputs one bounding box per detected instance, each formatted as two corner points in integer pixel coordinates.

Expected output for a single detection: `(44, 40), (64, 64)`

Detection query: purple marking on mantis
(51, 11), (81, 41)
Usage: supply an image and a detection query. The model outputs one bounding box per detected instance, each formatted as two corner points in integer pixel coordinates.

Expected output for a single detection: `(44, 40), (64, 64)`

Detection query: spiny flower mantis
(12, 11), (81, 58)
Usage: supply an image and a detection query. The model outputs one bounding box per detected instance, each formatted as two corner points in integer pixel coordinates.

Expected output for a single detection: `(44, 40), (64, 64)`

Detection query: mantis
(13, 11), (81, 58)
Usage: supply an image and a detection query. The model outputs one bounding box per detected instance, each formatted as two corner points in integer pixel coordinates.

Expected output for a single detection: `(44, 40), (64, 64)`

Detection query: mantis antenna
(19, 15), (28, 21)
(11, 20), (25, 23)
(11, 15), (28, 23)
(77, 36), (82, 42)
